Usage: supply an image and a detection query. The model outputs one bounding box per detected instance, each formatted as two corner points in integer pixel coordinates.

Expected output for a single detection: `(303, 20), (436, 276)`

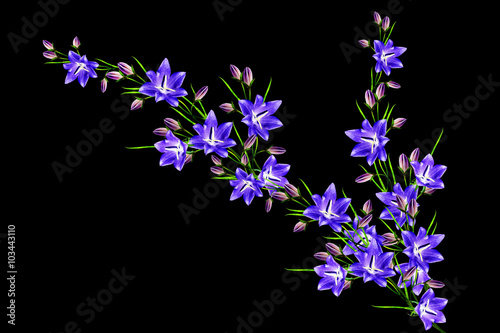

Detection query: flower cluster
(42, 11), (450, 332)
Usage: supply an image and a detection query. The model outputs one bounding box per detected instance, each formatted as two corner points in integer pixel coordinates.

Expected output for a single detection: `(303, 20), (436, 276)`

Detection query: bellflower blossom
(239, 95), (283, 141)
(395, 263), (430, 296)
(189, 110), (237, 158)
(63, 51), (99, 87)
(410, 154), (447, 189)
(138, 58), (188, 107)
(415, 289), (448, 330)
(314, 255), (347, 296)
(258, 155), (290, 194)
(372, 39), (407, 76)
(303, 183), (351, 232)
(154, 130), (188, 171)
(376, 183), (419, 229)
(342, 217), (384, 256)
(349, 251), (396, 287)
(229, 168), (265, 205)
(345, 119), (389, 166)
(402, 227), (444, 272)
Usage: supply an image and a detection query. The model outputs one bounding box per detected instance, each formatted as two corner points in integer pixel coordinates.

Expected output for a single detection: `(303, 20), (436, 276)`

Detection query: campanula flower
(402, 227), (444, 272)
(239, 94), (282, 141)
(258, 155), (290, 193)
(372, 39), (407, 76)
(376, 183), (419, 229)
(154, 130), (188, 171)
(229, 168), (265, 205)
(415, 289), (447, 330)
(63, 51), (99, 87)
(138, 58), (187, 107)
(189, 110), (237, 158)
(342, 217), (384, 256)
(395, 263), (430, 296)
(410, 154), (447, 189)
(314, 255), (347, 296)
(349, 251), (396, 287)
(345, 119), (389, 166)
(303, 183), (351, 232)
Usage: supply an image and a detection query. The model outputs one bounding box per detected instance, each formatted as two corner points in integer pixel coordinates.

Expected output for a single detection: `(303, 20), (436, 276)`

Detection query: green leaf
(298, 178), (313, 197)
(263, 77), (272, 101)
(430, 128), (445, 155)
(371, 304), (413, 311)
(125, 146), (155, 149)
(95, 58), (118, 68)
(219, 77), (241, 100)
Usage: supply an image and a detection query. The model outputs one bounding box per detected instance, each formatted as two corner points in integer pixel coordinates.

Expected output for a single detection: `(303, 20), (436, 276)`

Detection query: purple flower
(258, 155), (290, 193)
(229, 168), (265, 205)
(372, 39), (407, 76)
(345, 119), (389, 166)
(342, 217), (384, 256)
(410, 154), (447, 189)
(402, 227), (444, 272)
(395, 263), (430, 296)
(349, 251), (396, 287)
(314, 255), (347, 296)
(415, 289), (447, 330)
(63, 51), (99, 87)
(376, 183), (419, 229)
(303, 183), (351, 232)
(154, 130), (188, 171)
(138, 58), (187, 107)
(189, 110), (237, 158)
(239, 94), (282, 141)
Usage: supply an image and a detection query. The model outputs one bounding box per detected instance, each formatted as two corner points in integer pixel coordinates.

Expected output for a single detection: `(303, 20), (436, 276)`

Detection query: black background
(4, 0), (499, 332)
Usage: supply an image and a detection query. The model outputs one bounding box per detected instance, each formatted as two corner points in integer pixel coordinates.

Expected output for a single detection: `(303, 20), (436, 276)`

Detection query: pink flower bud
(424, 187), (436, 195)
(325, 243), (342, 256)
(42, 40), (53, 50)
(185, 154), (193, 164)
(118, 62), (134, 76)
(358, 214), (372, 228)
(195, 86), (208, 101)
(373, 11), (382, 24)
(393, 118), (406, 129)
(210, 166), (224, 175)
(382, 233), (398, 246)
(410, 148), (420, 162)
(72, 36), (80, 48)
(265, 198), (272, 213)
(396, 194), (407, 211)
(402, 266), (417, 282)
(355, 173), (374, 183)
(106, 71), (123, 81)
(363, 199), (372, 214)
(293, 221), (306, 233)
(284, 183), (300, 197)
(358, 39), (370, 48)
(219, 103), (234, 113)
(230, 64), (241, 79)
(342, 280), (352, 291)
(241, 154), (249, 165)
(271, 191), (288, 202)
(153, 128), (169, 136)
(244, 134), (257, 150)
(399, 154), (409, 172)
(211, 155), (222, 165)
(243, 67), (253, 86)
(365, 89), (376, 108)
(164, 118), (181, 131)
(100, 78), (108, 93)
(386, 81), (401, 89)
(375, 83), (385, 100)
(426, 280), (445, 289)
(408, 199), (418, 218)
(43, 51), (57, 59)
(268, 146), (286, 155)
(130, 99), (143, 110)
(382, 16), (390, 31)
(314, 252), (329, 261)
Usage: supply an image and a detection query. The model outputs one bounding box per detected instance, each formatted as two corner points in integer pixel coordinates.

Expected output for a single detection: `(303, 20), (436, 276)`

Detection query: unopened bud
(284, 183), (300, 197)
(325, 243), (342, 256)
(211, 155), (222, 165)
(130, 99), (143, 110)
(219, 103), (234, 113)
(244, 134), (257, 150)
(118, 62), (134, 76)
(195, 86), (208, 101)
(399, 154), (409, 172)
(375, 83), (385, 100)
(268, 146), (286, 155)
(241, 154), (249, 165)
(210, 166), (224, 175)
(185, 153), (193, 164)
(382, 16), (390, 31)
(42, 40), (53, 50)
(164, 118), (181, 131)
(410, 148), (420, 162)
(426, 279), (445, 289)
(100, 78), (108, 93)
(365, 89), (376, 109)
(363, 199), (372, 214)
(43, 51), (57, 59)
(293, 221), (306, 233)
(355, 173), (374, 183)
(106, 71), (123, 81)
(408, 199), (418, 218)
(382, 232), (398, 246)
(230, 64), (241, 80)
(153, 127), (169, 136)
(358, 39), (370, 48)
(396, 194), (407, 211)
(393, 118), (406, 129)
(72, 36), (80, 48)
(358, 214), (372, 228)
(386, 81), (401, 89)
(271, 191), (288, 202)
(373, 11), (382, 24)
(402, 266), (417, 282)
(243, 67), (253, 86)
(314, 252), (329, 261)
(342, 280), (352, 291)
(265, 198), (272, 213)
(424, 187), (436, 195)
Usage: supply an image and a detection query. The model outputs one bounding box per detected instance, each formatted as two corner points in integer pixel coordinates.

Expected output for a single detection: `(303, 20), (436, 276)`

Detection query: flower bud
(373, 11), (382, 24)
(293, 221), (306, 233)
(164, 118), (181, 131)
(382, 16), (390, 31)
(355, 173), (374, 183)
(100, 78), (108, 93)
(382, 232), (398, 246)
(241, 154), (249, 165)
(211, 155), (222, 166)
(43, 51), (57, 59)
(106, 71), (123, 81)
(268, 146), (286, 155)
(396, 194), (407, 211)
(358, 214), (372, 228)
(325, 243), (342, 256)
(408, 199), (418, 218)
(185, 153), (193, 164)
(43, 40), (53, 50)
(265, 198), (272, 213)
(358, 39), (370, 48)
(130, 99), (143, 110)
(314, 252), (329, 261)
(195, 86), (208, 101)
(271, 191), (288, 201)
(365, 89), (376, 109)
(402, 266), (417, 282)
(210, 166), (224, 175)
(424, 187), (436, 195)
(363, 199), (372, 214)
(219, 103), (234, 113)
(284, 183), (300, 197)
(375, 83), (385, 100)
(243, 67), (253, 86)
(342, 280), (352, 291)
(399, 154), (409, 172)
(393, 118), (406, 129)
(386, 81), (401, 89)
(410, 148), (420, 162)
(153, 127), (169, 136)
(118, 62), (134, 76)
(426, 279), (445, 289)
(230, 64), (241, 79)
(72, 36), (80, 48)
(244, 134), (257, 150)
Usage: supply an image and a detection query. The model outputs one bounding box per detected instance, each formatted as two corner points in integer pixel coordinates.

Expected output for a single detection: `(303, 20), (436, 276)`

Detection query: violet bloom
(350, 251), (396, 287)
(415, 289), (447, 330)
(345, 119), (389, 166)
(303, 183), (351, 232)
(372, 39), (407, 76)
(402, 227), (444, 272)
(230, 168), (265, 205)
(376, 183), (419, 229)
(258, 155), (290, 193)
(138, 58), (187, 107)
(395, 263), (430, 296)
(189, 110), (237, 158)
(314, 255), (347, 296)
(239, 94), (282, 141)
(154, 130), (188, 171)
(63, 51), (99, 87)
(410, 154), (447, 189)
(342, 217), (384, 256)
